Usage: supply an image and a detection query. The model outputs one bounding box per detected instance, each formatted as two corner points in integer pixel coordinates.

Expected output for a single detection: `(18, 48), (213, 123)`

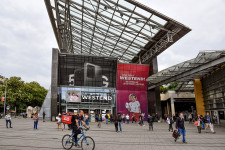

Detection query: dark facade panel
(58, 54), (118, 88)
(202, 66), (225, 111)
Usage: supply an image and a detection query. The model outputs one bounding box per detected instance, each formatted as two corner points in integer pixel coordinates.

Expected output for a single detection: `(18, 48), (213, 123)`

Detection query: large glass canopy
(146, 50), (225, 91)
(45, 0), (191, 63)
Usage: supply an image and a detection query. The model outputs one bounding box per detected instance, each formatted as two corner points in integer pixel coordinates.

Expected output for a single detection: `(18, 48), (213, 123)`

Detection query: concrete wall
(51, 48), (59, 121)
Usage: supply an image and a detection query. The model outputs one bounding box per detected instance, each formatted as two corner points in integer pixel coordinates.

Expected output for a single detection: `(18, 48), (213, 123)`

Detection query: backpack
(118, 115), (122, 121)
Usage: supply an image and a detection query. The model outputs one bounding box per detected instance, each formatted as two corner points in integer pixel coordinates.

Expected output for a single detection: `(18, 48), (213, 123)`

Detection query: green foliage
(160, 82), (179, 93)
(0, 76), (47, 112)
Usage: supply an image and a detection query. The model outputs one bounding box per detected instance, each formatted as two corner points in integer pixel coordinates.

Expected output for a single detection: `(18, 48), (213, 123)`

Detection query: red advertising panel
(117, 63), (149, 91)
(116, 63), (149, 121)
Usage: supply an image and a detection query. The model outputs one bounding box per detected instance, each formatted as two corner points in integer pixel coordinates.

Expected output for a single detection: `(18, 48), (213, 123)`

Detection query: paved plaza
(0, 118), (225, 150)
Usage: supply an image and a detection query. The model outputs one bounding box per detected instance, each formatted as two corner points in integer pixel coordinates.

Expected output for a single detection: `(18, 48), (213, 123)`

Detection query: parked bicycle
(62, 126), (95, 150)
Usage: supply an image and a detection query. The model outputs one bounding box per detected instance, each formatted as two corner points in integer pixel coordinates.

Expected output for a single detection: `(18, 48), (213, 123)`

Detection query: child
(33, 113), (39, 130)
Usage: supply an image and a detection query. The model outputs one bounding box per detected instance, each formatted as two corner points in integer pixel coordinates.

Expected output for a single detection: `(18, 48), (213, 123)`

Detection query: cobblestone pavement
(0, 118), (225, 150)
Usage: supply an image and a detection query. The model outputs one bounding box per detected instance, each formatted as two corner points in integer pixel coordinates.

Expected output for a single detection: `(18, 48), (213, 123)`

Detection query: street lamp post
(4, 80), (7, 116)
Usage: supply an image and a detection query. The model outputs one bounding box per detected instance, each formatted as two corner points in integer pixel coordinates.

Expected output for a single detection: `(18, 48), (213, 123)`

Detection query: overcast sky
(0, 0), (225, 89)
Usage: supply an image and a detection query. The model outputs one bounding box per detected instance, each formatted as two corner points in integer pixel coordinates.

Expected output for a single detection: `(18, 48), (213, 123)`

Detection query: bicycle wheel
(81, 136), (95, 150)
(62, 134), (74, 150)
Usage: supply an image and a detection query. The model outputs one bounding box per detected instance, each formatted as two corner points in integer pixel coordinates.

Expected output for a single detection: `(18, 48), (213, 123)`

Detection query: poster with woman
(66, 91), (81, 103)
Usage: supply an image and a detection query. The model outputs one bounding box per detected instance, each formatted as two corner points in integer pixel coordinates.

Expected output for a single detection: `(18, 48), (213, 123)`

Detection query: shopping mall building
(41, 0), (224, 123)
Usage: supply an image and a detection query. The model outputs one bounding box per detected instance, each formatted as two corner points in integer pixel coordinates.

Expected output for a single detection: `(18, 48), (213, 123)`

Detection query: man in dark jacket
(176, 113), (187, 143)
(71, 110), (88, 148)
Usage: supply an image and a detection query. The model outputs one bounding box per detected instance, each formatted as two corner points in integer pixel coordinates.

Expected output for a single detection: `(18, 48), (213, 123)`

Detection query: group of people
(4, 112), (39, 130)
(195, 112), (216, 134)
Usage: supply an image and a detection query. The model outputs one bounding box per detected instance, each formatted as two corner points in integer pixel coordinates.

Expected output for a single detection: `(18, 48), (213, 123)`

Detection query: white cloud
(139, 0), (225, 71)
(0, 0), (57, 89)
(0, 0), (224, 89)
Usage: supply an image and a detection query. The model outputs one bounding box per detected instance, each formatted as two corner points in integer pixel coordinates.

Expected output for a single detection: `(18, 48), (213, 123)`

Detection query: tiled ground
(0, 118), (225, 150)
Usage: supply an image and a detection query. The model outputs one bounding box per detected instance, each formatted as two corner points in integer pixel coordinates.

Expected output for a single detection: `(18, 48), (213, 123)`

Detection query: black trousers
(169, 124), (173, 131)
(115, 122), (118, 132)
(73, 129), (81, 143)
(197, 126), (201, 133)
(6, 120), (12, 128)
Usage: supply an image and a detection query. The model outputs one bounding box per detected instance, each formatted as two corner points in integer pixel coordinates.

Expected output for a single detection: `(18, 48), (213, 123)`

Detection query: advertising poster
(66, 90), (81, 103)
(116, 63), (149, 121)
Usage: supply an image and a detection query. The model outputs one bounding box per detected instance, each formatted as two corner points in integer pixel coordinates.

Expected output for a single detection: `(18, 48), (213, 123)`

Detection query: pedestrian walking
(84, 113), (89, 126)
(176, 113), (187, 143)
(33, 113), (39, 130)
(114, 115), (118, 132)
(110, 114), (113, 123)
(147, 114), (153, 131)
(205, 112), (216, 134)
(43, 111), (46, 122)
(5, 112), (13, 128)
(122, 114), (126, 124)
(95, 114), (98, 122)
(167, 115), (174, 132)
(200, 115), (205, 129)
(97, 114), (102, 128)
(126, 114), (129, 124)
(56, 115), (63, 131)
(118, 113), (122, 132)
(139, 114), (143, 126)
(195, 114), (202, 133)
(188, 113), (192, 124)
(105, 114), (109, 124)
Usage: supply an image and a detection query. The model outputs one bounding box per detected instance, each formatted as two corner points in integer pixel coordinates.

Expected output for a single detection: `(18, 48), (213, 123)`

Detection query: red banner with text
(116, 63), (149, 121)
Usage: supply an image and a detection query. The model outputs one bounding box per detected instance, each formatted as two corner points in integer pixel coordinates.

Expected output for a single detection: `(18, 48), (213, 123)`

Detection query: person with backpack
(205, 112), (216, 134)
(118, 113), (122, 132)
(71, 110), (89, 148)
(105, 114), (109, 124)
(176, 113), (187, 143)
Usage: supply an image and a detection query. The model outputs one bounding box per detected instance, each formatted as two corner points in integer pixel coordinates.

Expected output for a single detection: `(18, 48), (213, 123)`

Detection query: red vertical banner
(116, 63), (149, 121)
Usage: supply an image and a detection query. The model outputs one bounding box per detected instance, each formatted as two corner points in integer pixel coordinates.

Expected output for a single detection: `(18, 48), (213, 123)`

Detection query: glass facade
(57, 54), (117, 114)
(58, 87), (116, 114)
(202, 66), (225, 111)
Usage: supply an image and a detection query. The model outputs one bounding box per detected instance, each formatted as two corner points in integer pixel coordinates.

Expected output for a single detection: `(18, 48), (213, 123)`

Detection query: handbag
(194, 121), (200, 126)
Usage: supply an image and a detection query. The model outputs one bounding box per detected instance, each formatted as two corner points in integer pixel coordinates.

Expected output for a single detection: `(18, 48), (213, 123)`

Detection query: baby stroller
(172, 130), (179, 142)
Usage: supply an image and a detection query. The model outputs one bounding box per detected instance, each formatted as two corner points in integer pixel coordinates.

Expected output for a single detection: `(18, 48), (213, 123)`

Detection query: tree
(160, 82), (179, 93)
(0, 76), (47, 113)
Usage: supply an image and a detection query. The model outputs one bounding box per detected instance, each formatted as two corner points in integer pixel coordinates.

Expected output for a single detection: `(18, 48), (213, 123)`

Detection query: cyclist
(71, 110), (88, 147)
(147, 114), (154, 131)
